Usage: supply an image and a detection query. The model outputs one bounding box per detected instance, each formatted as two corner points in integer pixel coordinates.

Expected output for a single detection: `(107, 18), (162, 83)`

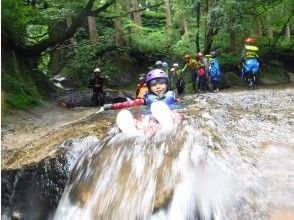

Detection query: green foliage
(223, 72), (246, 86)
(142, 10), (166, 19)
(27, 24), (49, 44)
(38, 53), (50, 73)
(68, 40), (98, 85)
(68, 25), (116, 86)
(129, 27), (171, 57)
(259, 65), (290, 84)
(2, 74), (41, 109)
(219, 53), (241, 65)
(2, 0), (35, 44)
(170, 37), (195, 58)
(6, 93), (39, 110)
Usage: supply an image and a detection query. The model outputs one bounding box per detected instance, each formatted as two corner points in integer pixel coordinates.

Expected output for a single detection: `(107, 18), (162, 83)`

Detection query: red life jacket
(198, 68), (206, 77)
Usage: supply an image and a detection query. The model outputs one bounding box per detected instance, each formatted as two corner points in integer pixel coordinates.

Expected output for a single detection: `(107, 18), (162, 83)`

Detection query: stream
(54, 87), (294, 219)
(2, 86), (294, 220)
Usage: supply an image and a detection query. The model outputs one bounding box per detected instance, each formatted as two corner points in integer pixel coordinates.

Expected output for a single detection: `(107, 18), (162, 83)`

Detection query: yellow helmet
(183, 54), (191, 59)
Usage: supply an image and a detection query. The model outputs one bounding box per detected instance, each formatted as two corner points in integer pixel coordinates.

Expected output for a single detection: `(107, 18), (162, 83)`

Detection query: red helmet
(245, 37), (254, 44)
(197, 52), (203, 57)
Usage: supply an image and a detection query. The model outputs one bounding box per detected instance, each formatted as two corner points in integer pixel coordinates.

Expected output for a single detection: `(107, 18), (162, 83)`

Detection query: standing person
(162, 62), (172, 90)
(196, 52), (206, 92)
(240, 37), (259, 89)
(155, 61), (163, 69)
(88, 68), (106, 106)
(135, 76), (148, 99)
(170, 63), (185, 95)
(208, 51), (222, 92)
(181, 54), (198, 93)
(203, 55), (214, 92)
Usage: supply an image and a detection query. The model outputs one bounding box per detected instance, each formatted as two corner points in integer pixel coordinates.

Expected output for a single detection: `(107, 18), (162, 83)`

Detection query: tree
(2, 0), (117, 108)
(164, 0), (172, 37)
(133, 0), (142, 26)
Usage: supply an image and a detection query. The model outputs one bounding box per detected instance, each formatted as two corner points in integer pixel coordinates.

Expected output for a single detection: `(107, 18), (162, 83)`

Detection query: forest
(1, 0), (293, 110)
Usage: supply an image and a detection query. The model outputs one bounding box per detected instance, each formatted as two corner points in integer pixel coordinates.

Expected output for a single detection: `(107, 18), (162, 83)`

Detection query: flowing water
(54, 87), (294, 220)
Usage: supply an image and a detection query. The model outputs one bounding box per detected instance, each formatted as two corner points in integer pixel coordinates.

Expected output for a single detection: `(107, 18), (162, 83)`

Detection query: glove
(103, 104), (112, 110)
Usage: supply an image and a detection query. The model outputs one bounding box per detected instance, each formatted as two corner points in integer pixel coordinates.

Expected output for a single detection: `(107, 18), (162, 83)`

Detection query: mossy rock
(259, 65), (290, 84)
(222, 72), (246, 86)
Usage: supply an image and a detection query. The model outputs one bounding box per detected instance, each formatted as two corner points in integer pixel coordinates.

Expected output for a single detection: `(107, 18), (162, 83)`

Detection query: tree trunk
(165, 0), (172, 37)
(87, 16), (99, 44)
(133, 0), (142, 26)
(67, 16), (78, 53)
(125, 0), (132, 20)
(195, 2), (201, 52)
(114, 1), (124, 46)
(285, 23), (291, 42)
(180, 16), (189, 38)
(47, 21), (68, 75)
(203, 22), (218, 55)
(229, 31), (236, 52)
(266, 14), (273, 39)
(204, 0), (209, 41)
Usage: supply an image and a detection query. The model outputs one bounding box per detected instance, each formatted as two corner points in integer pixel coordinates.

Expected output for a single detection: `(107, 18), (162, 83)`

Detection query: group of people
(89, 36), (260, 108)
(135, 50), (222, 100)
(88, 37), (260, 135)
(181, 51), (222, 93)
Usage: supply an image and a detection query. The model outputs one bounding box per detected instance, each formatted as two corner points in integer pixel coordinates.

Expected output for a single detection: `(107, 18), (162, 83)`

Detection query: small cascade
(54, 88), (294, 220)
(3, 87), (293, 220)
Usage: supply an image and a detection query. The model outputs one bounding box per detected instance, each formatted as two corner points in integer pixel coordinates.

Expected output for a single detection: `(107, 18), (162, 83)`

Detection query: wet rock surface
(1, 85), (294, 220)
(1, 154), (69, 220)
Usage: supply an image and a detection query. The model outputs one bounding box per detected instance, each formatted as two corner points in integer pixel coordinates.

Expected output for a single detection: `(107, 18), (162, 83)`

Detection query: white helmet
(172, 63), (179, 68)
(155, 61), (162, 66)
(94, 68), (101, 73)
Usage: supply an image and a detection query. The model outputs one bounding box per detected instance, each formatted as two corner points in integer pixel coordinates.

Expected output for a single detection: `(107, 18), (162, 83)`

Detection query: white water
(54, 88), (294, 220)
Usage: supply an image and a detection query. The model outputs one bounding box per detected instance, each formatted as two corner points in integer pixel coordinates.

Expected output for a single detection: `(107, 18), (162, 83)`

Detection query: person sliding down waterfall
(100, 69), (184, 136)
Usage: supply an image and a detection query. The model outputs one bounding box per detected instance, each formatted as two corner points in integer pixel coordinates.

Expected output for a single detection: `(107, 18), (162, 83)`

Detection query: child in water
(102, 69), (183, 136)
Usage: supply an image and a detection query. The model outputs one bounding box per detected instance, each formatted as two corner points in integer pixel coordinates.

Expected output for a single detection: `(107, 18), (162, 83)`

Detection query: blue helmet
(210, 51), (217, 57)
(162, 62), (168, 68)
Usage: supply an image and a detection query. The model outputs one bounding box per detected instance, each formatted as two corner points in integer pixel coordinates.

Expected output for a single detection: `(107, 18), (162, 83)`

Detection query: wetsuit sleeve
(111, 99), (145, 110)
(181, 64), (187, 73)
(88, 78), (94, 88)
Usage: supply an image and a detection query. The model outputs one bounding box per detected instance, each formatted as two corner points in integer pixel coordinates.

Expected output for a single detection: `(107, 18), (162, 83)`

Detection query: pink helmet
(146, 69), (168, 84)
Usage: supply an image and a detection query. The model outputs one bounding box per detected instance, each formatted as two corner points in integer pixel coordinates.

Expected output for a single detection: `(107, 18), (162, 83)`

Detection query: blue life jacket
(242, 58), (260, 78)
(209, 58), (221, 81)
(144, 91), (176, 109)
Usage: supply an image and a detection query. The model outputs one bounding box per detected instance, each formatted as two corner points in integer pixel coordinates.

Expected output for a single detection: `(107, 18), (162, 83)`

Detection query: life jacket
(209, 58), (221, 81)
(144, 91), (176, 108)
(245, 45), (258, 59)
(242, 58), (260, 77)
(198, 68), (206, 77)
(196, 60), (206, 77)
(136, 84), (148, 99)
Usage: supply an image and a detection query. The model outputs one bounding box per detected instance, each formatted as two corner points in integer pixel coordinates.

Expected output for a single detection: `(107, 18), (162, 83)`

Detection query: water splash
(54, 88), (294, 220)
